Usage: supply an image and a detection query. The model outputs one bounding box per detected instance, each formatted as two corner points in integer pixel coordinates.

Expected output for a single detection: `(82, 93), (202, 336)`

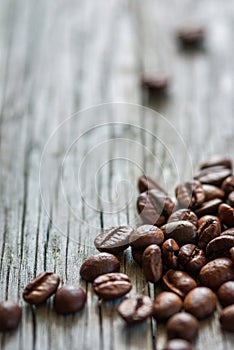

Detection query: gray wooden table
(1, 0), (234, 349)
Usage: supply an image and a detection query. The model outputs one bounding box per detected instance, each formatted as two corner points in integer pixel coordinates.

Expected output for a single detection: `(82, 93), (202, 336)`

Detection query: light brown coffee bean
(152, 292), (183, 321)
(93, 272), (132, 300)
(162, 270), (197, 298)
(184, 287), (217, 319)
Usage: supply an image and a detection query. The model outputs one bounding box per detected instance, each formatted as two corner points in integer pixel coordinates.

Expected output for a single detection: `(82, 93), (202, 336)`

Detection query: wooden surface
(0, 0), (234, 349)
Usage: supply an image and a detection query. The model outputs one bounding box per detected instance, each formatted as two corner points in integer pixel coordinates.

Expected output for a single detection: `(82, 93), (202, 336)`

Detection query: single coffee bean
(194, 198), (222, 217)
(118, 296), (153, 324)
(167, 209), (198, 227)
(206, 235), (234, 260)
(167, 312), (199, 341)
(162, 270), (197, 298)
(131, 248), (143, 266)
(200, 155), (232, 170)
(194, 166), (231, 186)
(54, 285), (86, 315)
(198, 215), (221, 228)
(162, 239), (179, 269)
(129, 225), (164, 250)
(230, 247), (234, 263)
(219, 304), (234, 332)
(94, 226), (132, 254)
(142, 244), (162, 283)
(228, 191), (234, 207)
(138, 175), (167, 194)
(202, 184), (225, 201)
(80, 253), (120, 282)
(141, 73), (169, 92)
(0, 300), (22, 332)
(220, 227), (234, 237)
(23, 272), (60, 305)
(197, 217), (221, 250)
(221, 176), (234, 196)
(152, 292), (183, 321)
(175, 180), (205, 209)
(199, 258), (234, 289)
(163, 339), (193, 350)
(178, 244), (206, 274)
(218, 281), (234, 307)
(219, 203), (234, 228)
(93, 272), (132, 300)
(161, 221), (197, 246)
(137, 189), (174, 226)
(184, 287), (217, 319)
(177, 26), (204, 48)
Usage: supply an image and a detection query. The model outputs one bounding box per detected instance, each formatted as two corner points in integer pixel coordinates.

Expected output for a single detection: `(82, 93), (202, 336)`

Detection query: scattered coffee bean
(93, 272), (132, 300)
(129, 225), (164, 249)
(138, 175), (167, 194)
(200, 155), (232, 170)
(94, 226), (132, 254)
(142, 244), (163, 283)
(54, 286), (86, 315)
(206, 235), (234, 260)
(80, 253), (120, 282)
(162, 270), (197, 298)
(197, 217), (221, 250)
(219, 304), (234, 332)
(194, 166), (231, 187)
(162, 239), (179, 269)
(219, 203), (234, 228)
(131, 248), (144, 266)
(177, 26), (204, 48)
(161, 221), (197, 246)
(152, 292), (183, 321)
(202, 184), (225, 201)
(167, 209), (198, 227)
(184, 287), (217, 319)
(194, 198), (222, 217)
(118, 296), (153, 324)
(23, 272), (60, 305)
(163, 339), (193, 350)
(199, 258), (234, 289)
(167, 312), (199, 341)
(0, 300), (22, 332)
(221, 176), (234, 196)
(178, 244), (206, 274)
(230, 247), (234, 263)
(218, 281), (234, 307)
(198, 215), (220, 228)
(141, 73), (169, 92)
(175, 180), (205, 209)
(228, 191), (234, 206)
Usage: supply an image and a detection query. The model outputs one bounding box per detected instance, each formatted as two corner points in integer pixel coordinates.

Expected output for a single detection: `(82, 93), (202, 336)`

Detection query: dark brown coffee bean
(198, 215), (221, 228)
(162, 270), (197, 298)
(197, 218), (221, 250)
(80, 253), (120, 282)
(200, 155), (232, 170)
(177, 26), (204, 48)
(206, 235), (234, 260)
(131, 248), (143, 266)
(230, 247), (234, 263)
(219, 304), (234, 332)
(94, 226), (132, 254)
(54, 286), (86, 315)
(118, 296), (153, 324)
(167, 312), (199, 341)
(167, 209), (198, 227)
(162, 239), (179, 269)
(23, 272), (60, 305)
(194, 166), (231, 186)
(184, 287), (217, 319)
(137, 190), (174, 226)
(221, 176), (234, 195)
(129, 225), (164, 249)
(218, 281), (234, 307)
(194, 198), (222, 217)
(175, 181), (205, 209)
(142, 244), (162, 283)
(93, 272), (132, 300)
(228, 191), (234, 206)
(219, 203), (234, 228)
(161, 221), (197, 246)
(152, 292), (183, 321)
(138, 175), (167, 194)
(202, 184), (225, 201)
(199, 258), (234, 289)
(141, 73), (169, 92)
(221, 228), (234, 237)
(163, 339), (193, 350)
(0, 300), (22, 332)
(178, 244), (206, 274)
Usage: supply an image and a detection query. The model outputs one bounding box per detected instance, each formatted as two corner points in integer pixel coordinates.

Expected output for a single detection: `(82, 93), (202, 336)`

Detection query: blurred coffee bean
(131, 248), (143, 266)
(163, 339), (193, 350)
(161, 221), (197, 246)
(221, 176), (234, 196)
(177, 26), (204, 48)
(152, 292), (183, 321)
(200, 155), (232, 170)
(198, 215), (220, 228)
(194, 166), (231, 186)
(199, 258), (234, 289)
(93, 273), (132, 300)
(218, 281), (234, 307)
(142, 244), (163, 283)
(230, 247), (234, 263)
(138, 175), (167, 194)
(118, 296), (153, 324)
(54, 286), (86, 315)
(220, 228), (234, 237)
(206, 235), (234, 260)
(168, 209), (198, 227)
(184, 287), (217, 319)
(129, 225), (164, 249)
(141, 72), (169, 93)
(162, 270), (197, 298)
(175, 181), (205, 209)
(228, 191), (234, 206)
(162, 239), (179, 269)
(219, 305), (234, 332)
(197, 218), (221, 250)
(195, 199), (222, 217)
(0, 300), (22, 332)
(178, 244), (206, 274)
(94, 226), (133, 254)
(219, 203), (234, 228)
(202, 184), (225, 201)
(166, 312), (199, 341)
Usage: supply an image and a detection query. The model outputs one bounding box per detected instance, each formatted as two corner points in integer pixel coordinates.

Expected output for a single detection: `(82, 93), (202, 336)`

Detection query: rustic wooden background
(0, 0), (234, 349)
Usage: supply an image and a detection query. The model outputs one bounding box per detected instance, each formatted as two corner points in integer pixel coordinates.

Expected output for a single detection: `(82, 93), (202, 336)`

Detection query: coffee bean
(228, 191), (234, 206)
(194, 198), (222, 217)
(175, 181), (205, 209)
(54, 286), (86, 315)
(129, 225), (164, 250)
(94, 226), (133, 254)
(202, 184), (225, 201)
(199, 258), (234, 289)
(23, 272), (60, 305)
(177, 26), (204, 48)
(161, 221), (197, 246)
(200, 155), (232, 170)
(184, 287), (217, 319)
(142, 244), (162, 283)
(162, 270), (197, 298)
(118, 296), (153, 324)
(131, 248), (143, 266)
(152, 292), (183, 321)
(162, 239), (179, 269)
(218, 281), (234, 307)
(221, 176), (234, 196)
(198, 215), (221, 228)
(80, 253), (120, 282)
(230, 247), (234, 263)
(138, 175), (167, 194)
(167, 209), (198, 227)
(194, 166), (231, 186)
(219, 203), (234, 228)
(178, 244), (206, 274)
(206, 235), (234, 260)
(166, 312), (199, 341)
(221, 228), (234, 237)
(219, 304), (234, 332)
(197, 218), (221, 250)
(93, 272), (132, 300)
(141, 73), (169, 92)
(137, 189), (174, 226)
(0, 300), (22, 332)
(163, 339), (193, 350)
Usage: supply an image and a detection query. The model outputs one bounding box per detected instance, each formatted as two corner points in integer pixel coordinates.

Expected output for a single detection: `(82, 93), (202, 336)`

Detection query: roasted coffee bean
(228, 191), (234, 206)
(142, 244), (162, 283)
(131, 248), (143, 266)
(194, 198), (222, 217)
(194, 166), (231, 186)
(54, 286), (86, 315)
(198, 215), (221, 228)
(118, 296), (153, 324)
(219, 203), (234, 228)
(219, 305), (234, 332)
(137, 190), (174, 226)
(162, 270), (197, 298)
(184, 287), (217, 319)
(163, 339), (193, 350)
(152, 292), (183, 321)
(129, 225), (164, 249)
(138, 175), (167, 194)
(220, 228), (234, 237)
(23, 272), (60, 305)
(161, 221), (197, 246)
(218, 281), (234, 307)
(167, 209), (198, 227)
(197, 218), (221, 250)
(221, 176), (234, 196)
(199, 258), (234, 289)
(162, 239), (179, 269)
(206, 235), (234, 260)
(94, 226), (132, 254)
(93, 273), (132, 300)
(0, 300), (22, 332)
(178, 244), (206, 274)
(177, 26), (204, 48)
(200, 155), (232, 170)
(175, 181), (205, 209)
(202, 184), (225, 201)
(141, 73), (169, 92)
(230, 247), (234, 263)
(166, 312), (199, 341)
